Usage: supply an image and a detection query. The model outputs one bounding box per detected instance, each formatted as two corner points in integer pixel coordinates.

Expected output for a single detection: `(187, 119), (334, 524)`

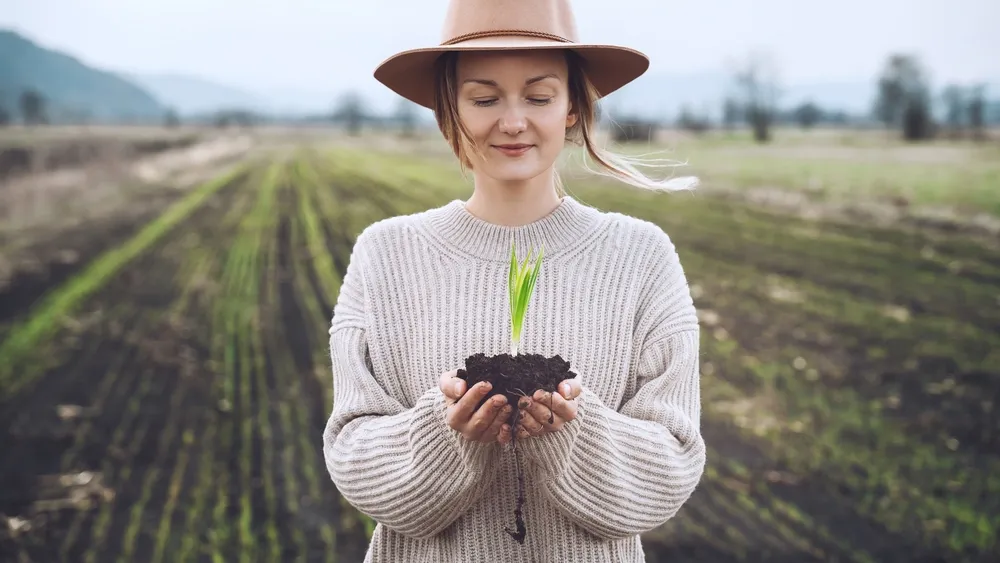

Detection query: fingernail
(454, 381), (464, 394)
(482, 382), (492, 392)
(561, 384), (570, 398)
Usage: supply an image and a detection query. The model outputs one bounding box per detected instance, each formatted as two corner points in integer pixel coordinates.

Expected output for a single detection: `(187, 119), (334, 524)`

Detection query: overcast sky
(3, 0), (997, 95)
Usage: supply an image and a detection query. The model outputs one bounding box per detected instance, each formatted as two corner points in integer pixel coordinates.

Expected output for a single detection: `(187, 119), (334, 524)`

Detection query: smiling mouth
(493, 144), (534, 154)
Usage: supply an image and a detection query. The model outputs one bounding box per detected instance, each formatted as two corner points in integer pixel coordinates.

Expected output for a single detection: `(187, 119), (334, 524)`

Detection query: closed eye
(472, 97), (553, 107)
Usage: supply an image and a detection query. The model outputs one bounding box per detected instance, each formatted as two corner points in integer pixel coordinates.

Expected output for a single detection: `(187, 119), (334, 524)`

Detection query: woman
(322, 1), (706, 561)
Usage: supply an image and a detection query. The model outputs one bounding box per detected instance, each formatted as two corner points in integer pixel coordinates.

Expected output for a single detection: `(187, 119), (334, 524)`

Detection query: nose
(498, 104), (527, 135)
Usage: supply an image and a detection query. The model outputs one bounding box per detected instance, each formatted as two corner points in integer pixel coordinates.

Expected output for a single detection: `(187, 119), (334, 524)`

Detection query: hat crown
(440, 0), (580, 45)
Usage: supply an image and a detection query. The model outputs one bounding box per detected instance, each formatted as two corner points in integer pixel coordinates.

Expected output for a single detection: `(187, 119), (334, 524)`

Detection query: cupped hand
(499, 378), (582, 444)
(439, 370), (513, 443)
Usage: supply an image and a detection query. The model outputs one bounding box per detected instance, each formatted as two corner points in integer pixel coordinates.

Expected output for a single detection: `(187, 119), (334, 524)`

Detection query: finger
(439, 370), (465, 402)
(519, 409), (547, 436)
(498, 423), (510, 445)
(453, 381), (493, 422)
(516, 397), (548, 435)
(532, 389), (576, 426)
(559, 378), (582, 400)
(481, 403), (512, 443)
(535, 402), (564, 431)
(508, 401), (529, 441)
(466, 393), (507, 440)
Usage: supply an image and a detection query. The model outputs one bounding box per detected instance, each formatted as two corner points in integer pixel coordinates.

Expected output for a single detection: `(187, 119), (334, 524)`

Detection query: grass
(0, 162), (248, 396)
(558, 127), (1000, 217)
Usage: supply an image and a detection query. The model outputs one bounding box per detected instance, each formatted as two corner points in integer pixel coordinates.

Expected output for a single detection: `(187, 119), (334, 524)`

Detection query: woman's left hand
(499, 378), (583, 444)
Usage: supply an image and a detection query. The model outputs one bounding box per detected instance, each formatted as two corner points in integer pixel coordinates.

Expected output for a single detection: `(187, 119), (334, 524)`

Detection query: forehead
(455, 50), (568, 81)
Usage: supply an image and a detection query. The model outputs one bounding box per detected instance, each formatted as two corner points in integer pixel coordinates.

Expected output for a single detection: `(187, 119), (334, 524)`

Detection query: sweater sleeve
(321, 229), (500, 539)
(517, 226), (706, 540)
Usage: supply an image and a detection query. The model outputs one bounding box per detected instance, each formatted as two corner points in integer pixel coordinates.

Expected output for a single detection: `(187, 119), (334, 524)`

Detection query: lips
(493, 144), (533, 156)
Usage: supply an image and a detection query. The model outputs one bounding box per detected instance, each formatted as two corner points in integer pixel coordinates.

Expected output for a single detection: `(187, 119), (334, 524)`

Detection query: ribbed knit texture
(322, 195), (706, 563)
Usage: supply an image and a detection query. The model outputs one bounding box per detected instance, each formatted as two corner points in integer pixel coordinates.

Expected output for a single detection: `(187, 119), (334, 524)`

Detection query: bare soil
(457, 352), (577, 543)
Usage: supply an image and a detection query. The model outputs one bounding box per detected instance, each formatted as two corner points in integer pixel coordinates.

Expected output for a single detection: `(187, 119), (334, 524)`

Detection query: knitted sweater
(322, 195), (706, 563)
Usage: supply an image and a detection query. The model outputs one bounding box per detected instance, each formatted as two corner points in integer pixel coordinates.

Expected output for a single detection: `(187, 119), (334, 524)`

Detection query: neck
(418, 190), (607, 263)
(464, 167), (561, 226)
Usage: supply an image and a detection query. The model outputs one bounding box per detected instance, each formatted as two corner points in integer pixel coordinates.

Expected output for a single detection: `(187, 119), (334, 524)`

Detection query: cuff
(517, 388), (592, 482)
(431, 388), (497, 472)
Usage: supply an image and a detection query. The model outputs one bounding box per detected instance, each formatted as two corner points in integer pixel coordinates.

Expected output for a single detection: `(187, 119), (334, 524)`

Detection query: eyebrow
(462, 74), (560, 87)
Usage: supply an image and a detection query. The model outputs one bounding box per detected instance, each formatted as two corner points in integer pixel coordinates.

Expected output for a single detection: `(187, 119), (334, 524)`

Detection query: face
(455, 50), (578, 184)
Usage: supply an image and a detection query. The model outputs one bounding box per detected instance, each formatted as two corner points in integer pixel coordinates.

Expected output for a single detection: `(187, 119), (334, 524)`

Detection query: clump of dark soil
(457, 351), (577, 544)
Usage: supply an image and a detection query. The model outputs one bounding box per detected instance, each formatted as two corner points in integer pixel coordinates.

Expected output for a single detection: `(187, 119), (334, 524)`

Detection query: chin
(484, 160), (550, 183)
(491, 170), (542, 183)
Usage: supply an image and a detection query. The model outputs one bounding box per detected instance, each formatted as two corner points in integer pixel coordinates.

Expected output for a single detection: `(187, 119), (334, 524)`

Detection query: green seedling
(509, 240), (543, 357)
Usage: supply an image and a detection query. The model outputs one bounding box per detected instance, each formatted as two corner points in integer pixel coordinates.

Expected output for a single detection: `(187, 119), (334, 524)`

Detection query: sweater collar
(420, 195), (607, 262)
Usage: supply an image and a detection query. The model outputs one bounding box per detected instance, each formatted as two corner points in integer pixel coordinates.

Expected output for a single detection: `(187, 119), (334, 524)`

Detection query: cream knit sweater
(322, 195), (706, 562)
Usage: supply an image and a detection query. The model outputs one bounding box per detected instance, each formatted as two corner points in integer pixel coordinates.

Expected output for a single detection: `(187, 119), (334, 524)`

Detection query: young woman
(322, 1), (705, 561)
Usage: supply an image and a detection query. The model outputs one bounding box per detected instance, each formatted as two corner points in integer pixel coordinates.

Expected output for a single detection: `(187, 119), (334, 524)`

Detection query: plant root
(457, 351), (577, 543)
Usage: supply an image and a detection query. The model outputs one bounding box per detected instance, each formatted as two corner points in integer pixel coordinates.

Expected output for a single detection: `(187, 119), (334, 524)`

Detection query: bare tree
(941, 85), (965, 139)
(332, 91), (367, 136)
(730, 52), (781, 143)
(213, 109), (256, 129)
(677, 105), (710, 134)
(967, 84), (986, 142)
(874, 57), (908, 129)
(793, 101), (822, 129)
(19, 89), (47, 125)
(873, 54), (933, 141)
(721, 97), (741, 131)
(393, 97), (419, 138)
(163, 108), (181, 128)
(611, 115), (656, 143)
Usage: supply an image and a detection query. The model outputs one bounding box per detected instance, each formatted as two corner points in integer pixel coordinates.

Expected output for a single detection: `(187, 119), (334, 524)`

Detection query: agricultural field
(0, 128), (998, 562)
(0, 127), (213, 182)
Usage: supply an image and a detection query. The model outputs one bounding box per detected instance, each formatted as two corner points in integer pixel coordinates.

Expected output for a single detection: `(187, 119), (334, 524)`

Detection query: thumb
(439, 370), (465, 400)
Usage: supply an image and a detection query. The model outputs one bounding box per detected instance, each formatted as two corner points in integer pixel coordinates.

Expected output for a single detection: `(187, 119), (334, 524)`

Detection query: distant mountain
(125, 72), (269, 116)
(0, 28), (167, 122)
(256, 86), (340, 115)
(127, 73), (340, 117)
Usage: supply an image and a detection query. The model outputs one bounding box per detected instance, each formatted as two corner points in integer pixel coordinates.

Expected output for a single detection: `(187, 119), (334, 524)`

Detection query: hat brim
(373, 37), (649, 110)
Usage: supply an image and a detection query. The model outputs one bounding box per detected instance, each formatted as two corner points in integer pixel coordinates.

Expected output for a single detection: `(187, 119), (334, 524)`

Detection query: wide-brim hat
(373, 0), (650, 110)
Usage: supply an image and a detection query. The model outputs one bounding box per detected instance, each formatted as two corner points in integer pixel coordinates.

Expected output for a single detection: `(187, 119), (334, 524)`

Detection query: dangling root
(504, 406), (527, 544)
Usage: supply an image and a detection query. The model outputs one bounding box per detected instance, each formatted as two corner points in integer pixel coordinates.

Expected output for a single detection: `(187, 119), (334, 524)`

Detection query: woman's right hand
(439, 370), (513, 443)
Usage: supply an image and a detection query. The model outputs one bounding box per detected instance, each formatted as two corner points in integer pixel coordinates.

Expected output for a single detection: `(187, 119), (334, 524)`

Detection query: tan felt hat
(373, 0), (650, 110)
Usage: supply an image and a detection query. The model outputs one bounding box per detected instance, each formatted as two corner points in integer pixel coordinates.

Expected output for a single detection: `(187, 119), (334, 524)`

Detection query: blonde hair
(433, 50), (698, 196)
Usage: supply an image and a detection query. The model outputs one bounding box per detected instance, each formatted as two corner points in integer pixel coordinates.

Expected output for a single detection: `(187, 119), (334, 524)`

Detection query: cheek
(536, 106), (572, 140)
(457, 107), (492, 140)
(533, 120), (569, 151)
